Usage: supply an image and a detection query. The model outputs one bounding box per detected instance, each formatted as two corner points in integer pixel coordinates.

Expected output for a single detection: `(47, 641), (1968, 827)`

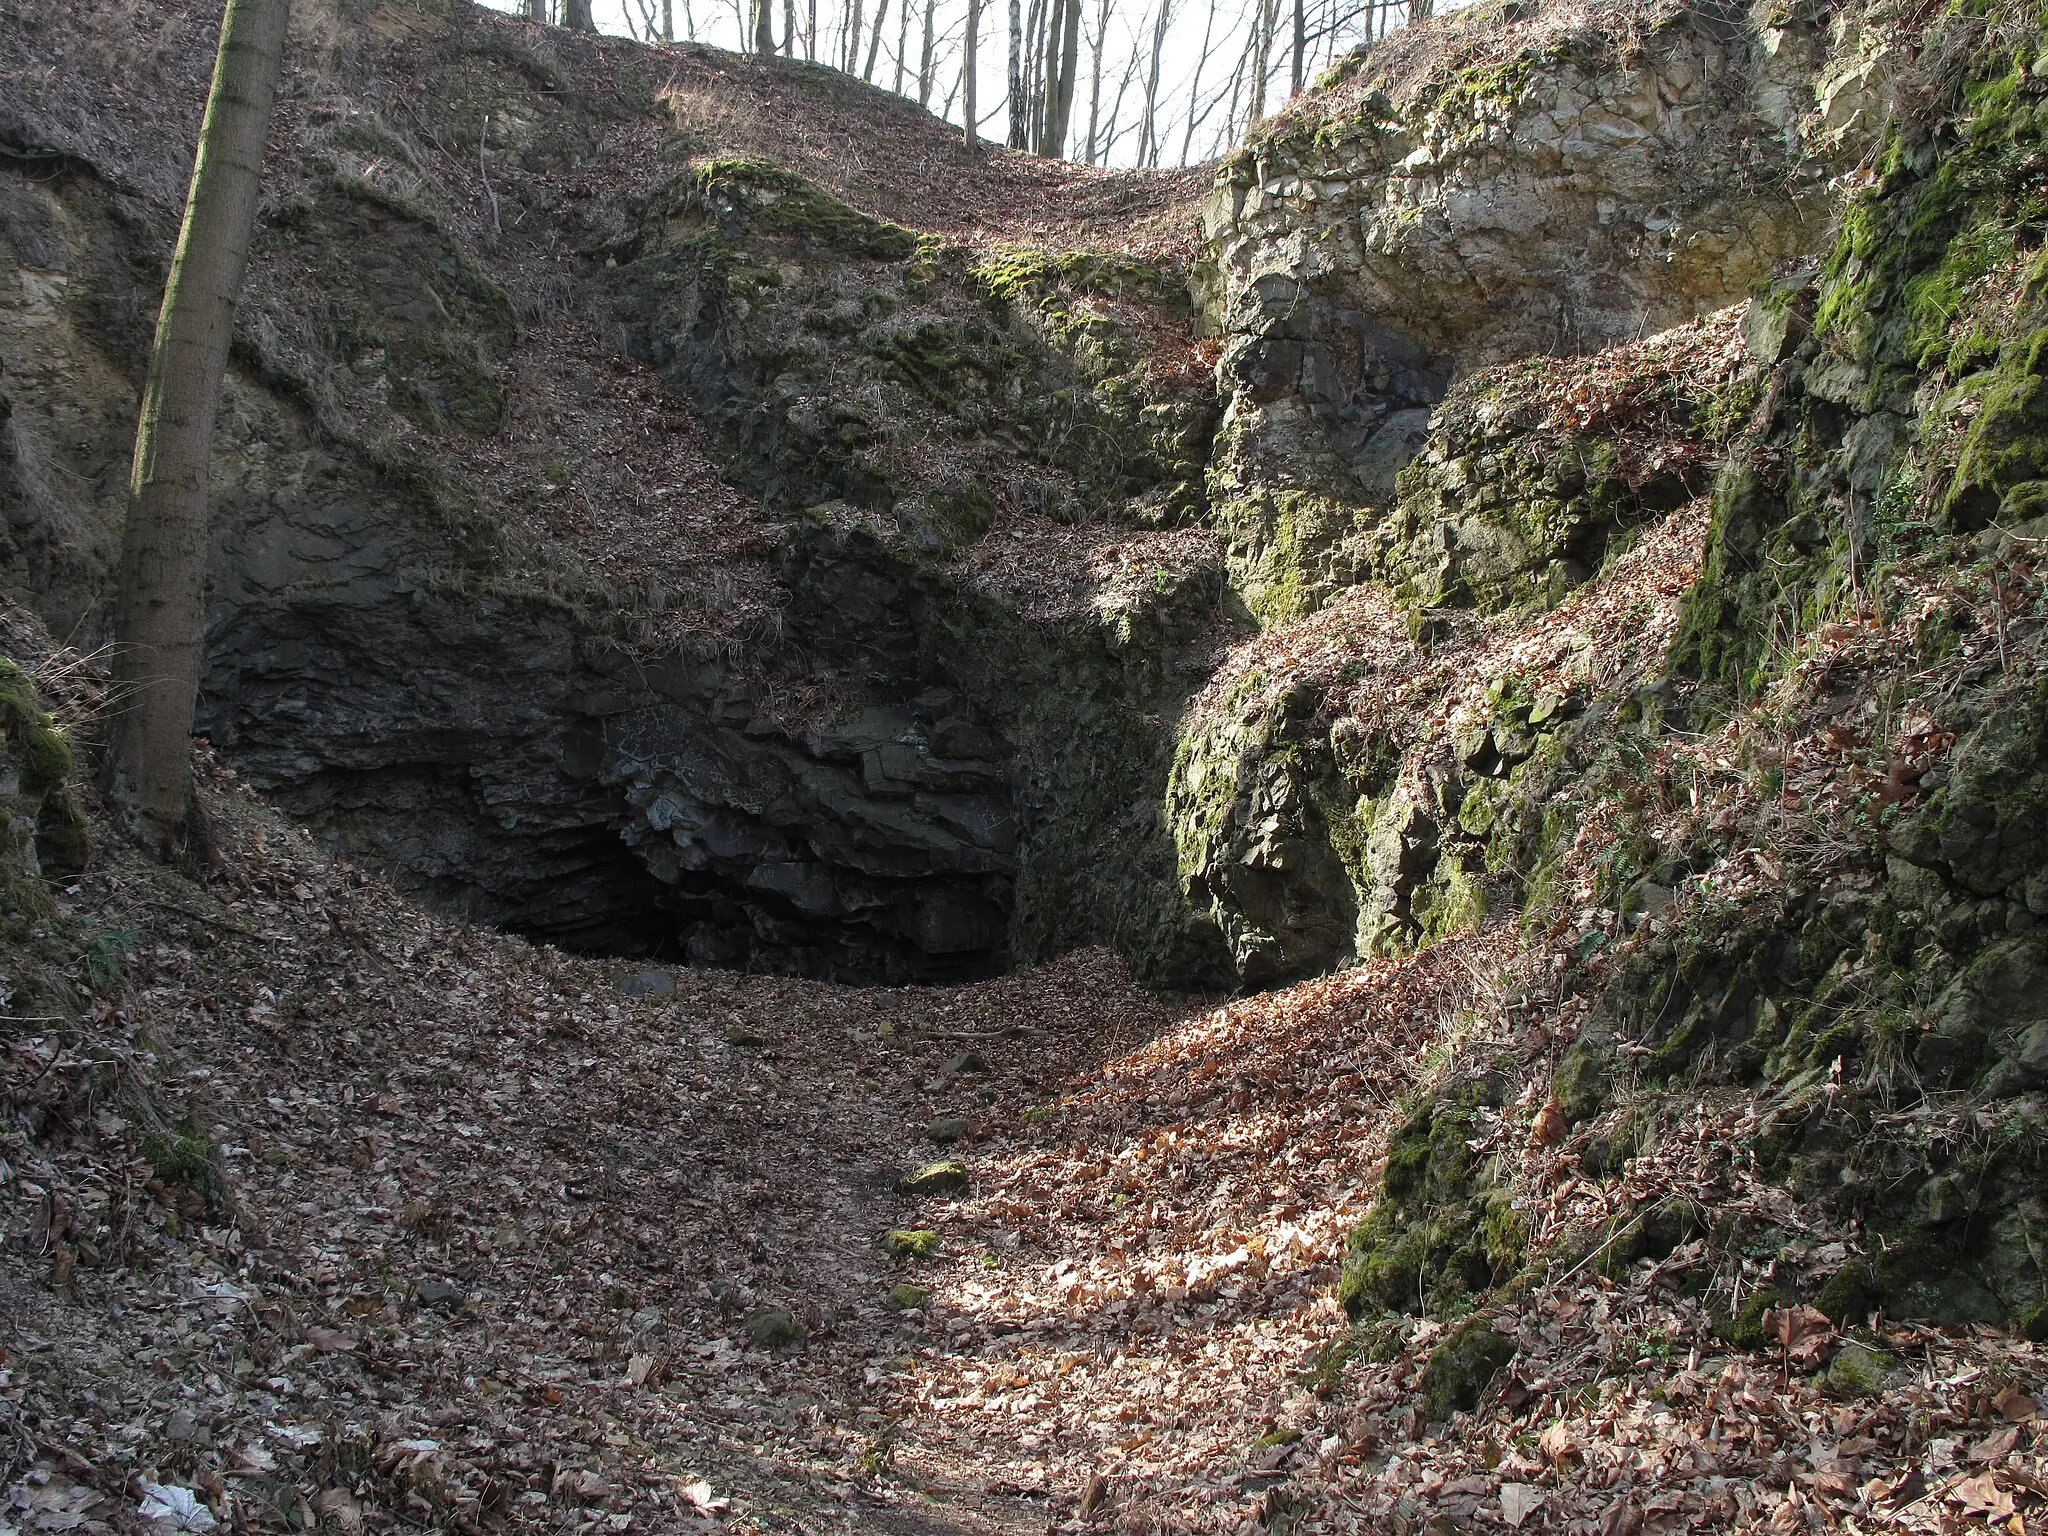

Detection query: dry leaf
(304, 1327), (356, 1353)
(679, 1479), (728, 1513)
(1762, 1304), (1835, 1365)
(1501, 1483), (1544, 1528)
(1952, 1472), (2015, 1520)
(1972, 1426), (2022, 1464)
(1538, 1422), (1579, 1467)
(1993, 1386), (2037, 1422)
(1528, 1100), (1567, 1149)
(625, 1351), (665, 1387)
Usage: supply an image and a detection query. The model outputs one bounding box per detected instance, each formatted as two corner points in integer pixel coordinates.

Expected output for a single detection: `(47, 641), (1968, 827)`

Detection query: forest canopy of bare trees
(489, 0), (1434, 166)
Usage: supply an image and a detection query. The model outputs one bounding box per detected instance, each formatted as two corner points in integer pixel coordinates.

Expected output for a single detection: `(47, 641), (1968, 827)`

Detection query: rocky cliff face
(1165, 0), (2048, 1335)
(0, 0), (1229, 984)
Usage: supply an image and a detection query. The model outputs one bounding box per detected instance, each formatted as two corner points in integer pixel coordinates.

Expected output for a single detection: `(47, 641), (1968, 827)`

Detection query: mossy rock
(1711, 1287), (1788, 1351)
(743, 1307), (806, 1348)
(898, 1159), (969, 1196)
(1820, 1340), (1893, 1397)
(1417, 1316), (1517, 1422)
(882, 1227), (939, 1259)
(689, 157), (917, 261)
(1812, 1260), (1878, 1326)
(1337, 1080), (1521, 1320)
(0, 660), (71, 790)
(886, 1282), (932, 1310)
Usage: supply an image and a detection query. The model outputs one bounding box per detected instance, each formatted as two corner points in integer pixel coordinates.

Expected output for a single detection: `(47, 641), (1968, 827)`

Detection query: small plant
(141, 1124), (225, 1212)
(81, 928), (139, 992)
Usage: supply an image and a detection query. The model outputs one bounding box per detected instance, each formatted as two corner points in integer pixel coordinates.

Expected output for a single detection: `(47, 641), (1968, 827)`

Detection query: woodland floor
(6, 490), (2048, 1536)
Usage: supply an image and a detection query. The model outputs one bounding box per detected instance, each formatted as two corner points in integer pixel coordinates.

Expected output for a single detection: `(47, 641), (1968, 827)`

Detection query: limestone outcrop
(1199, 0), (1841, 621)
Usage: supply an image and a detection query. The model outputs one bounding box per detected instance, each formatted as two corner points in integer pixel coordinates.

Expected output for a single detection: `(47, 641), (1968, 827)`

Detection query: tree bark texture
(112, 0), (292, 851)
(563, 0), (596, 29)
(918, 0), (937, 105)
(1006, 0), (1024, 147)
(863, 0), (889, 78)
(964, 0), (981, 145)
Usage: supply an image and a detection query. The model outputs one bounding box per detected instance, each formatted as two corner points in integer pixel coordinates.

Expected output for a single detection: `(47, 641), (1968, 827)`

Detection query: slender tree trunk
(1101, 40), (1139, 161)
(1246, 0), (1277, 130)
(893, 0), (908, 91)
(526, 0), (546, 20)
(1039, 0), (1075, 150)
(1178, 0), (1217, 162)
(843, 0), (862, 70)
(1021, 0), (1046, 149)
(1081, 0), (1108, 163)
(784, 0), (795, 51)
(918, 0), (937, 104)
(662, 0), (674, 36)
(964, 0), (981, 144)
(564, 0), (596, 29)
(1006, 0), (1025, 147)
(805, 0), (816, 56)
(1223, 26), (1245, 141)
(1291, 0), (1305, 94)
(112, 0), (291, 853)
(1136, 0), (1171, 166)
(1410, 0), (1431, 20)
(863, 0), (889, 77)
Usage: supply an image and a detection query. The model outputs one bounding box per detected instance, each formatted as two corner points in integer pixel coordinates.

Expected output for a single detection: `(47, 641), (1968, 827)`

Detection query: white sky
(471, 0), (1452, 167)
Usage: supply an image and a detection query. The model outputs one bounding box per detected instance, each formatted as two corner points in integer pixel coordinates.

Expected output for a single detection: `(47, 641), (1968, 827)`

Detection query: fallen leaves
(1763, 1303), (1837, 1367)
(1500, 1480), (1544, 1527)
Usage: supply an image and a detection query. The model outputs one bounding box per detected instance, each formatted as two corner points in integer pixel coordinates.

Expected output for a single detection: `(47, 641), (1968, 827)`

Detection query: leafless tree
(964, 0), (981, 145)
(1177, 0), (1219, 162)
(864, 0), (890, 75)
(1135, 0), (1172, 165)
(918, 0), (939, 102)
(112, 0), (292, 853)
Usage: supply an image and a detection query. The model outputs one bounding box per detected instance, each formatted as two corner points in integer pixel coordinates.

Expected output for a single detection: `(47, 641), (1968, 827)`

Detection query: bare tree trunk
(1100, 38), (1139, 161)
(112, 0), (291, 854)
(1245, 0), (1277, 131)
(1006, 0), (1025, 146)
(662, 0), (674, 37)
(564, 0), (596, 29)
(1021, 0), (1046, 150)
(918, 0), (937, 103)
(863, 0), (889, 77)
(805, 0), (816, 56)
(1034, 0), (1080, 156)
(1291, 0), (1305, 94)
(964, 0), (981, 144)
(843, 0), (862, 69)
(784, 0), (795, 51)
(1410, 0), (1431, 19)
(526, 0), (546, 20)
(893, 0), (909, 91)
(1081, 0), (1108, 163)
(1178, 0), (1218, 163)
(1136, 0), (1171, 166)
